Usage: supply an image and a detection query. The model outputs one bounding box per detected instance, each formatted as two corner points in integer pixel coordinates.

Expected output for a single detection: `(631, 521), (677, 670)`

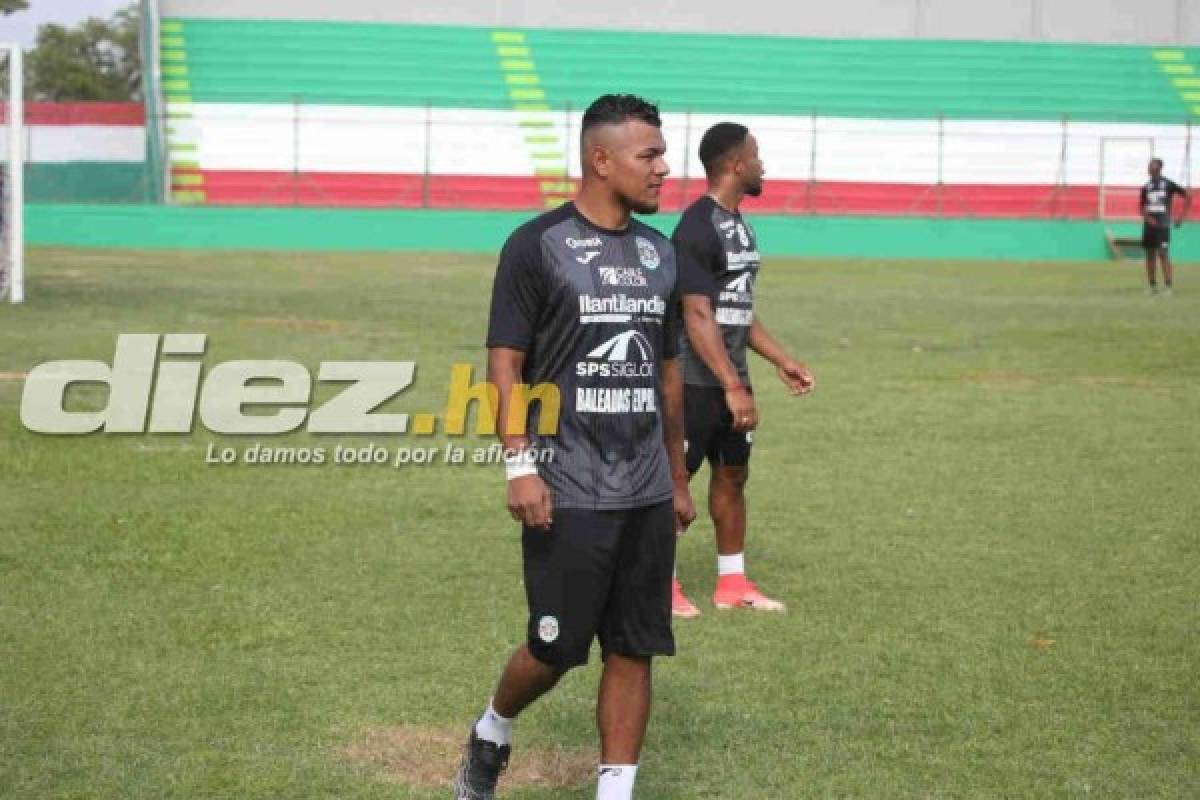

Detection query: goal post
(1, 43), (24, 305)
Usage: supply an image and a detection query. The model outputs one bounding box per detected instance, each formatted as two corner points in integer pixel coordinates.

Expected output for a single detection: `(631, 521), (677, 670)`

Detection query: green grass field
(2, 247), (1198, 799)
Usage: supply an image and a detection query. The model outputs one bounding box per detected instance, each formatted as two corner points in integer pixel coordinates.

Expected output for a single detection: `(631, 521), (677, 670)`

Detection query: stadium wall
(158, 0), (1200, 45)
(26, 204), (1186, 263)
(0, 104), (153, 203)
(152, 19), (1200, 217)
(1, 104), (153, 203)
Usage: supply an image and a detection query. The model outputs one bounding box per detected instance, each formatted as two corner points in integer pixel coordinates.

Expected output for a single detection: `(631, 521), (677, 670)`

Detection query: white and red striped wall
(165, 104), (1196, 218)
(0, 103), (150, 203)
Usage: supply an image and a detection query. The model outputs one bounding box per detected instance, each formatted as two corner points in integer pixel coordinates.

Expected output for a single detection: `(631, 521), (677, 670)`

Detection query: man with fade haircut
(669, 122), (814, 619)
(1140, 157), (1190, 295)
(454, 94), (696, 800)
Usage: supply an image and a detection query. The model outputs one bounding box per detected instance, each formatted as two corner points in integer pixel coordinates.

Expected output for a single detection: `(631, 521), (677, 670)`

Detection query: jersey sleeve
(672, 211), (723, 299)
(663, 276), (683, 360)
(1170, 179), (1188, 197)
(486, 225), (546, 350)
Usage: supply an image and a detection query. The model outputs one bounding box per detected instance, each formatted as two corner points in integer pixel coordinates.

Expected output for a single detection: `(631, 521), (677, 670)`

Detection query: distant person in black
(1141, 158), (1190, 295)
(454, 94), (695, 800)
(669, 123), (814, 619)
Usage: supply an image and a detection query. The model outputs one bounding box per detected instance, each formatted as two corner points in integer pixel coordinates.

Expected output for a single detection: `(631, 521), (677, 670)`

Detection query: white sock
(596, 764), (638, 799)
(473, 699), (513, 747)
(717, 552), (745, 577)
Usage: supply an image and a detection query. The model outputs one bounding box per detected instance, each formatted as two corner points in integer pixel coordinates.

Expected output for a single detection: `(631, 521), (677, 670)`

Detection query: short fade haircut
(581, 94), (662, 138)
(699, 122), (749, 175)
(1151, 157), (1164, 169)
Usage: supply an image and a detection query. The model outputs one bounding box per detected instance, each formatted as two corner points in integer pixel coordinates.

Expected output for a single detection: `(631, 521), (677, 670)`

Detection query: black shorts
(522, 501), (675, 668)
(1143, 221), (1171, 250)
(684, 385), (754, 475)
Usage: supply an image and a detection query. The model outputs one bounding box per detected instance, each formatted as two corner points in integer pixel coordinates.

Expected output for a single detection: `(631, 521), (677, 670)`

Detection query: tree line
(2, 1), (142, 102)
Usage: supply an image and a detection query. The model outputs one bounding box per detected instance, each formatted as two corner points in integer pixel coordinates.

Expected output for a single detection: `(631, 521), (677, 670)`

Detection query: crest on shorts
(538, 615), (560, 643)
(635, 236), (660, 269)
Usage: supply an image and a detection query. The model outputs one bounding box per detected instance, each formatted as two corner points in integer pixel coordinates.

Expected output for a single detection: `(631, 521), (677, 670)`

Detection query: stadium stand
(156, 18), (1200, 217)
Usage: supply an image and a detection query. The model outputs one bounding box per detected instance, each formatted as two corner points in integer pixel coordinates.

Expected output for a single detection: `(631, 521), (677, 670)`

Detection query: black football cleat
(453, 729), (511, 800)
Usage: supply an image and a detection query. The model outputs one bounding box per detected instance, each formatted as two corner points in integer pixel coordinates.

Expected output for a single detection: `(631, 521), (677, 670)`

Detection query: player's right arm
(486, 226), (553, 531)
(488, 347), (553, 530)
(673, 214), (758, 433)
(681, 295), (757, 432)
(747, 318), (814, 396)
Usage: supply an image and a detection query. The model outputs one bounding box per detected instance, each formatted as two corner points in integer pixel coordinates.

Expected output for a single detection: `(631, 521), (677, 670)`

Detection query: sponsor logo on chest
(598, 266), (649, 287)
(578, 293), (666, 324)
(575, 330), (656, 379)
(1146, 184), (1169, 211)
(576, 386), (658, 413)
(726, 250), (761, 269)
(720, 272), (754, 304)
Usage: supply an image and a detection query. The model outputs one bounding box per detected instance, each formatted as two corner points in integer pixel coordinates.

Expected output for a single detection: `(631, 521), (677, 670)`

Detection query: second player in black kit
(669, 122), (814, 619)
(673, 194), (759, 473)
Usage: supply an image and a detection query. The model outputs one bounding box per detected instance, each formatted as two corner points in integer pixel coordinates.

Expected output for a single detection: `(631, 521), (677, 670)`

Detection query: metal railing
(12, 101), (1198, 220)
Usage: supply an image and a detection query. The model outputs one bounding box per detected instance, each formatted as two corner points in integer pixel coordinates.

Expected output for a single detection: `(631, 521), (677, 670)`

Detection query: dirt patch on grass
(342, 725), (594, 790)
(963, 371), (1039, 389)
(241, 317), (347, 333)
(39, 269), (101, 285)
(0, 371), (27, 381)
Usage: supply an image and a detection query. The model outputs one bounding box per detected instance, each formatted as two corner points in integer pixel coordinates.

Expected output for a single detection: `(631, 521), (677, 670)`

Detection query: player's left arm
(748, 317), (815, 395)
(660, 356), (695, 534)
(1174, 182), (1191, 227)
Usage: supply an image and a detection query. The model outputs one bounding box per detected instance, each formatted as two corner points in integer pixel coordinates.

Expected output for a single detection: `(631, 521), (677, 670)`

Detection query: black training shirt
(1141, 177), (1186, 226)
(487, 202), (681, 510)
(672, 195), (760, 388)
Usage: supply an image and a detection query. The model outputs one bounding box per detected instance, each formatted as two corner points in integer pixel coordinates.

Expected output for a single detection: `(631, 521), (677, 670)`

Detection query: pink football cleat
(671, 578), (702, 618)
(712, 575), (787, 612)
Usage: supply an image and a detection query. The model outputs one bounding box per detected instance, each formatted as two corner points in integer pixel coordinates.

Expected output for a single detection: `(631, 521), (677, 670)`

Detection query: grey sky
(1, 0), (135, 48)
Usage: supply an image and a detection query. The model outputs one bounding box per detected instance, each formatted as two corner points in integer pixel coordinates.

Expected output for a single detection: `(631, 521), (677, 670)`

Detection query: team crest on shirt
(538, 615), (560, 643)
(635, 236), (660, 269)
